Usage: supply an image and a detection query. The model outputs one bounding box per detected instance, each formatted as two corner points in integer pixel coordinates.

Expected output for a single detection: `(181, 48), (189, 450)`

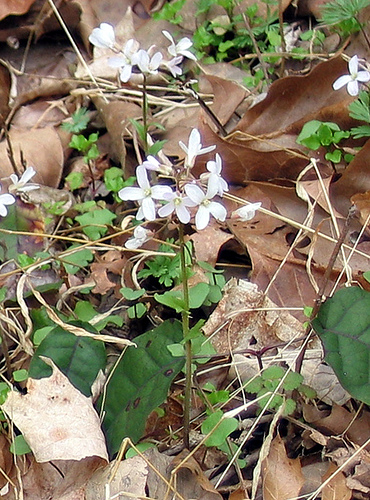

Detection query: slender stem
(178, 223), (192, 449)
(142, 75), (149, 155)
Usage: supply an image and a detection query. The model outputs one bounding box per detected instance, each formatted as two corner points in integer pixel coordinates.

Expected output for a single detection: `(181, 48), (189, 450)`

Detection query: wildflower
(125, 225), (152, 249)
(184, 183), (227, 230)
(163, 56), (183, 78)
(140, 156), (173, 176)
(118, 165), (172, 221)
(231, 202), (262, 221)
(203, 153), (228, 196)
(135, 49), (163, 76)
(0, 187), (15, 217)
(158, 191), (197, 224)
(179, 129), (216, 169)
(108, 39), (140, 83)
(333, 55), (370, 96)
(9, 166), (39, 194)
(89, 23), (116, 49)
(162, 31), (197, 60)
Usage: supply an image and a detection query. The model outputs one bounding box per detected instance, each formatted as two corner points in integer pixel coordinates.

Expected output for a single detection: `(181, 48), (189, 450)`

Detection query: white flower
(162, 31), (197, 60)
(0, 187), (15, 217)
(179, 129), (216, 169)
(231, 202), (261, 221)
(140, 156), (173, 176)
(158, 191), (197, 224)
(333, 55), (370, 96)
(163, 56), (183, 77)
(204, 153), (228, 196)
(184, 183), (226, 230)
(108, 39), (140, 83)
(135, 49), (163, 76)
(89, 23), (116, 49)
(125, 226), (152, 249)
(9, 166), (39, 194)
(118, 165), (172, 221)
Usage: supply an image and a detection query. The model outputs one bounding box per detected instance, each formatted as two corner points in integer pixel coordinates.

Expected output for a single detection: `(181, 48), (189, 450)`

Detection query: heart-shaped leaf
(312, 287), (370, 405)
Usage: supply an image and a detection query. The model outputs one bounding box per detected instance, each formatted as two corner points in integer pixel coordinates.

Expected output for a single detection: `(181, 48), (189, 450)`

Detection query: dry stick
(295, 207), (355, 373)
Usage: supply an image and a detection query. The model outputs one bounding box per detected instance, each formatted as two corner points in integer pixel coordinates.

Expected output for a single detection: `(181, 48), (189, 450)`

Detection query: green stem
(142, 75), (149, 155)
(179, 223), (192, 449)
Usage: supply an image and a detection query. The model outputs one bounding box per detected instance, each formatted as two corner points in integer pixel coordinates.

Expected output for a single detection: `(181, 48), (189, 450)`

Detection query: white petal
(135, 50), (149, 72)
(357, 71), (370, 82)
(347, 80), (359, 96)
(206, 176), (219, 199)
(232, 202), (261, 221)
(177, 38), (193, 51)
(141, 197), (156, 221)
(118, 186), (144, 201)
(180, 49), (197, 61)
(178, 141), (188, 154)
(176, 204), (191, 224)
(208, 201), (227, 221)
(9, 174), (18, 184)
(184, 184), (204, 204)
(195, 205), (210, 230)
(136, 165), (150, 190)
(150, 52), (163, 70)
(20, 167), (36, 183)
(349, 55), (359, 76)
(108, 56), (126, 68)
(151, 185), (173, 200)
(0, 194), (15, 205)
(333, 74), (352, 90)
(119, 65), (132, 83)
(162, 31), (174, 44)
(0, 205), (8, 217)
(158, 201), (174, 218)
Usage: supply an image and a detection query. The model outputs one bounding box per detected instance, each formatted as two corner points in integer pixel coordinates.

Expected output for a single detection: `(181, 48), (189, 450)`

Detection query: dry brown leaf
(303, 404), (370, 449)
(0, 127), (64, 186)
(262, 435), (305, 500)
(0, 0), (36, 21)
(2, 361), (108, 463)
(322, 462), (352, 500)
(90, 250), (127, 295)
(203, 278), (305, 353)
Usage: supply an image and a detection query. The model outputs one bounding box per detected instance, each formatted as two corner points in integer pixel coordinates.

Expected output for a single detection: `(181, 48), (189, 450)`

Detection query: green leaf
(101, 319), (184, 453)
(74, 300), (123, 330)
(283, 371), (303, 391)
(121, 287), (145, 301)
(10, 435), (31, 455)
(325, 149), (342, 163)
(148, 141), (167, 156)
(29, 324), (106, 397)
(61, 107), (90, 133)
(13, 369), (28, 382)
(62, 245), (94, 274)
(75, 208), (116, 240)
(312, 286), (370, 404)
(201, 410), (238, 447)
(127, 303), (147, 319)
(155, 282), (210, 313)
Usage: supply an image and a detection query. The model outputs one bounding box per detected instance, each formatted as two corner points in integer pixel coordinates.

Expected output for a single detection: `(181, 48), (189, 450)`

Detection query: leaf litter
(0, 0), (369, 498)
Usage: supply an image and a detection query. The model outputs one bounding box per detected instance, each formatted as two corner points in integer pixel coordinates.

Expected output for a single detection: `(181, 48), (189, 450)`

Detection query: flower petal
(208, 201), (227, 222)
(176, 204), (191, 224)
(120, 65), (132, 83)
(347, 79), (359, 96)
(136, 165), (150, 190)
(348, 55), (359, 76)
(118, 186), (144, 201)
(333, 74), (352, 90)
(184, 184), (204, 204)
(195, 205), (210, 230)
(141, 196), (156, 221)
(158, 201), (174, 218)
(357, 70), (370, 82)
(151, 185), (173, 200)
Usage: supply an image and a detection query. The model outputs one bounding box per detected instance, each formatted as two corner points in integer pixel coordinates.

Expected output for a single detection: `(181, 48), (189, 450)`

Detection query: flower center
(202, 199), (210, 207)
(144, 188), (152, 197)
(174, 197), (182, 206)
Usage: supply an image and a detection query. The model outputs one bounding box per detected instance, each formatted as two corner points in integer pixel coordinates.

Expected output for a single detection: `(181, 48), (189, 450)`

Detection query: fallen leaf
(262, 434), (305, 500)
(322, 461), (352, 500)
(0, 0), (36, 21)
(2, 360), (108, 463)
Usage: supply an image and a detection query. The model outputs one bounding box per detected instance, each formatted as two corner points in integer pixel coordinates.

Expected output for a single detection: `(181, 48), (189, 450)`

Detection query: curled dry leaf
(0, 0), (37, 21)
(322, 461), (352, 500)
(2, 360), (108, 463)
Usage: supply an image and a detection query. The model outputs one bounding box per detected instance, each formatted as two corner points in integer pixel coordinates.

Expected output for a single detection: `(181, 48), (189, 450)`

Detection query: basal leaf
(312, 287), (370, 404)
(29, 324), (106, 397)
(101, 319), (184, 454)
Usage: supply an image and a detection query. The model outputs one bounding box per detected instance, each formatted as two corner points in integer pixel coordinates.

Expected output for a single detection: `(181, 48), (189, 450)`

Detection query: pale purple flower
(204, 153), (228, 196)
(158, 191), (197, 224)
(162, 31), (197, 61)
(184, 183), (227, 230)
(231, 202), (261, 221)
(333, 55), (370, 96)
(89, 23), (116, 49)
(125, 226), (152, 249)
(163, 56), (183, 77)
(135, 49), (163, 76)
(0, 187), (15, 217)
(118, 165), (172, 221)
(9, 166), (39, 194)
(179, 129), (216, 169)
(108, 39), (140, 83)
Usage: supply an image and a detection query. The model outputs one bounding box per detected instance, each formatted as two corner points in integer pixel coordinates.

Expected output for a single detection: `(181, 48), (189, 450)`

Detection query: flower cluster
(333, 55), (370, 96)
(89, 23), (197, 81)
(119, 129), (261, 248)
